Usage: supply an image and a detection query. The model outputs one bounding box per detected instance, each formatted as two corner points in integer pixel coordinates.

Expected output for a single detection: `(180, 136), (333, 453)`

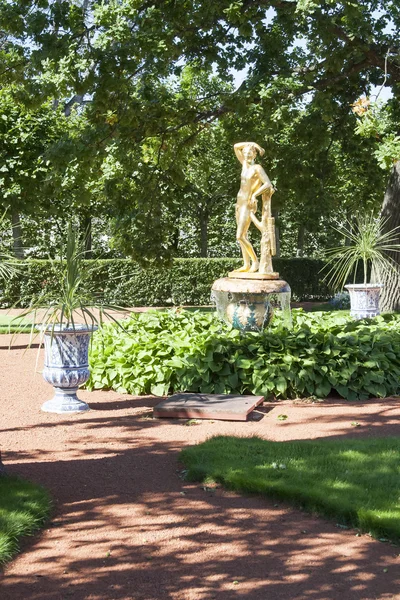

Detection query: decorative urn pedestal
(40, 324), (97, 414)
(211, 271), (291, 331)
(345, 283), (383, 320)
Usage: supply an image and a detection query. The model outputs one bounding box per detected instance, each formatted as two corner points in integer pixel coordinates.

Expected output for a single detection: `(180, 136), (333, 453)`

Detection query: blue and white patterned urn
(40, 324), (97, 413)
(211, 277), (291, 332)
(345, 283), (383, 320)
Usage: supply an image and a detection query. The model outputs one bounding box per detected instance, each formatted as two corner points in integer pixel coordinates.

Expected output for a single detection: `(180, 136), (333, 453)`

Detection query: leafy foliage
(0, 0), (395, 264)
(0, 90), (80, 216)
(6, 0), (398, 111)
(0, 86), (108, 259)
(0, 212), (19, 282)
(260, 103), (385, 257)
(88, 309), (400, 401)
(180, 435), (400, 543)
(177, 120), (238, 258)
(329, 292), (350, 310)
(354, 100), (400, 170)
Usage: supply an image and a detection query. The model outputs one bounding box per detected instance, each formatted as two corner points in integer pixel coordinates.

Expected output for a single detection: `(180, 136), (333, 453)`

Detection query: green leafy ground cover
(180, 436), (400, 543)
(0, 475), (51, 565)
(88, 309), (400, 401)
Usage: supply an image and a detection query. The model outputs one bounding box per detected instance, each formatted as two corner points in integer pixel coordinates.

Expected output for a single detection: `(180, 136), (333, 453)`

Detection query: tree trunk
(296, 223), (305, 257)
(379, 160), (400, 312)
(81, 214), (92, 259)
(171, 227), (180, 253)
(273, 210), (280, 257)
(11, 208), (24, 259)
(64, 94), (85, 116)
(198, 207), (209, 258)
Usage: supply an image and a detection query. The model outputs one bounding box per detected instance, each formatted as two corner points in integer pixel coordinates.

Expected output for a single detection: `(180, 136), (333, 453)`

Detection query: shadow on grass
(181, 435), (400, 543)
(0, 475), (51, 566)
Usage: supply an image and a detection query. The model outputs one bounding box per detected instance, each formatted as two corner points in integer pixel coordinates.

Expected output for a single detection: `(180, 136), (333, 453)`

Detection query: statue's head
(242, 144), (257, 162)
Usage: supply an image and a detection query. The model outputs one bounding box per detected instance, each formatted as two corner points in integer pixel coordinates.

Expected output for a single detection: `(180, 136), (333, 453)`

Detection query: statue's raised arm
(234, 142), (265, 165)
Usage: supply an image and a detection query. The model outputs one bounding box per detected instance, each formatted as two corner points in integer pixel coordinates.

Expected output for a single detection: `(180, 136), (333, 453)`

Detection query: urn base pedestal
(41, 387), (90, 414)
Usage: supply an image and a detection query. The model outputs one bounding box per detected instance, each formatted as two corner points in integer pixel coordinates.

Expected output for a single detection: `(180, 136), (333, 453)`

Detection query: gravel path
(1, 335), (400, 600)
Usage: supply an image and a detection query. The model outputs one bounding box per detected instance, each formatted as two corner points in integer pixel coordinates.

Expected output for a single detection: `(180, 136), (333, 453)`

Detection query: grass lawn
(0, 475), (51, 565)
(181, 435), (400, 543)
(0, 314), (33, 334)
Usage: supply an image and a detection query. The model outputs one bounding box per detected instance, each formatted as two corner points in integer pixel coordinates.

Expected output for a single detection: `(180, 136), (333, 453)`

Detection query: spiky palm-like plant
(0, 212), (20, 285)
(323, 213), (400, 290)
(14, 223), (128, 414)
(0, 251), (19, 283)
(0, 212), (20, 472)
(17, 223), (125, 334)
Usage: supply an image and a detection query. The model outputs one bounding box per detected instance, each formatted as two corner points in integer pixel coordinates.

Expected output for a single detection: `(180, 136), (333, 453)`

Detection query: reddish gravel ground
(1, 334), (400, 600)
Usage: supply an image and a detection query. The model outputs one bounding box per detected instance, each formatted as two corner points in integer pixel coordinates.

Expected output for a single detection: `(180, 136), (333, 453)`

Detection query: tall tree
(380, 162), (400, 310)
(0, 89), (64, 255)
(350, 98), (400, 310)
(2, 1), (400, 300)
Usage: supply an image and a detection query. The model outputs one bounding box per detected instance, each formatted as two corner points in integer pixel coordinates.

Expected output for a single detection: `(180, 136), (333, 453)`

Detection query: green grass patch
(0, 314), (33, 334)
(0, 475), (52, 565)
(181, 435), (400, 543)
(88, 309), (400, 400)
(0, 326), (32, 334)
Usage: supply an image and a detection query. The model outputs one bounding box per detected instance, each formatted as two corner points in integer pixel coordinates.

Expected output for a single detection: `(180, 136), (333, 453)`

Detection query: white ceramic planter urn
(345, 283), (383, 320)
(41, 325), (97, 414)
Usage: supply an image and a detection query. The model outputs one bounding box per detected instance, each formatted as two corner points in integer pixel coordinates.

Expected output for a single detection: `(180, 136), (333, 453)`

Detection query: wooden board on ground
(153, 393), (264, 421)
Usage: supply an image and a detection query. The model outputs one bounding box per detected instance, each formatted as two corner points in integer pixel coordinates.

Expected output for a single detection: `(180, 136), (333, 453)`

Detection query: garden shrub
(1, 257), (332, 308)
(87, 309), (400, 401)
(329, 291), (351, 310)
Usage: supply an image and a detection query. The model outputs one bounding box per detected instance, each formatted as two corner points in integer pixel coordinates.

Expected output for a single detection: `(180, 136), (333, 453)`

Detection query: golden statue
(230, 142), (278, 279)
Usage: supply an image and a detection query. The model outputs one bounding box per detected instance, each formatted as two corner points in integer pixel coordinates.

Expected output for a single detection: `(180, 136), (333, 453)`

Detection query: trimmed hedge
(1, 257), (332, 308)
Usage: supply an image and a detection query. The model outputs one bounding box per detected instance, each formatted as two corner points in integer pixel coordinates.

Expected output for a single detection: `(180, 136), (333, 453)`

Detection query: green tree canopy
(3, 1), (399, 123)
(2, 0), (400, 305)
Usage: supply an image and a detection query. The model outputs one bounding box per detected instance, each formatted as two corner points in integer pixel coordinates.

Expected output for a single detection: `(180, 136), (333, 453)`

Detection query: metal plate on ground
(153, 393), (264, 421)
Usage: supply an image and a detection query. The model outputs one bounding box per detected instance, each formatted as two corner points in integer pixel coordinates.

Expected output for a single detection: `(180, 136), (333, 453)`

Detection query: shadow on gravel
(2, 428), (400, 600)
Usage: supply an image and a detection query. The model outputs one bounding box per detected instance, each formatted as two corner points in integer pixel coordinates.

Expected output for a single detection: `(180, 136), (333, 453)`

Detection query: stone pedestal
(211, 276), (291, 331)
(228, 271), (280, 280)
